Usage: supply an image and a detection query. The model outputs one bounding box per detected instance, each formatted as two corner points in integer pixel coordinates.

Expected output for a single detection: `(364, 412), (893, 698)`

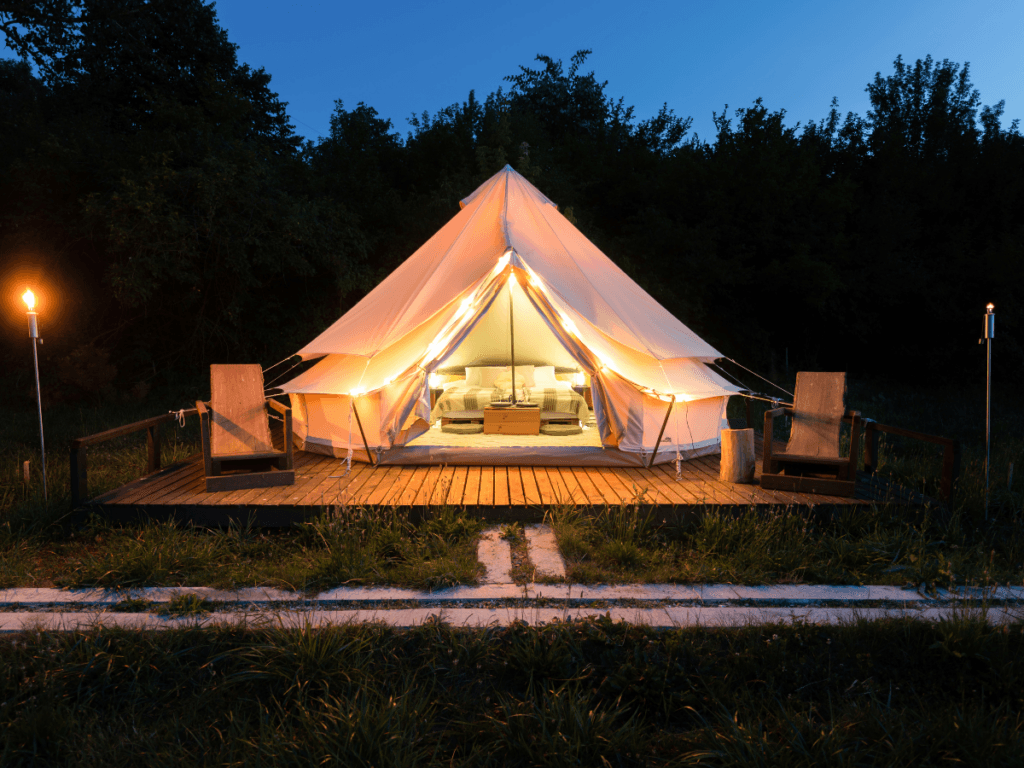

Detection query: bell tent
(279, 165), (741, 466)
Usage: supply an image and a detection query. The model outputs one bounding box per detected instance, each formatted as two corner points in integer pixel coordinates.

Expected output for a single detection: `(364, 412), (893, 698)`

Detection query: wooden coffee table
(484, 406), (540, 435)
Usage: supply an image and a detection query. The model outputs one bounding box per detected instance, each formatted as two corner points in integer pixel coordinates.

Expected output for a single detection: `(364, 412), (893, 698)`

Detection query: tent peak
(459, 165), (557, 211)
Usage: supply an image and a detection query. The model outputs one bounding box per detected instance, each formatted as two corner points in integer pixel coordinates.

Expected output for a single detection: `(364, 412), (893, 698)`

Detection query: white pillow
(532, 365), (558, 388)
(465, 366), (506, 388)
(512, 365), (535, 387)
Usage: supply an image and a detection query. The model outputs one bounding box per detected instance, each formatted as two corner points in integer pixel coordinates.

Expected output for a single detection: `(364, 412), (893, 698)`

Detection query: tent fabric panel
(296, 176), (509, 359)
(502, 172), (723, 361)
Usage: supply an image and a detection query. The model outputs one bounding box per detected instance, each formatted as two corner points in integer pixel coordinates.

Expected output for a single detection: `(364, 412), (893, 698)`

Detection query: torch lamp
(22, 289), (47, 502)
(983, 303), (995, 519)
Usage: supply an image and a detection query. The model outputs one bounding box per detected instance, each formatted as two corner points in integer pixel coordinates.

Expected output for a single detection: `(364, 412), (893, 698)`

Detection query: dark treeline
(2, 1), (1022, 404)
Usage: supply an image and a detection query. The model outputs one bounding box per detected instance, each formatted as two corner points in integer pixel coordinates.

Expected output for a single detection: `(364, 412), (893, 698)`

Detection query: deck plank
(429, 466), (455, 507)
(299, 461), (369, 507)
(568, 467), (603, 505)
(493, 467), (510, 506)
(412, 465), (443, 507)
(394, 465), (430, 507)
(579, 467), (614, 506)
(447, 467), (469, 507)
(116, 464), (201, 505)
(364, 466), (406, 506)
(594, 468), (633, 505)
(464, 466), (483, 506)
(351, 466), (393, 506)
(521, 467), (543, 506)
(556, 467), (589, 505)
(531, 467), (553, 505)
(647, 464), (706, 505)
(507, 467), (527, 506)
(99, 461), (196, 506)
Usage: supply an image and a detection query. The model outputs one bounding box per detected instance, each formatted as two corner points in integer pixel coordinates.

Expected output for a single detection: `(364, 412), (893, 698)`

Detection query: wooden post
(720, 428), (755, 483)
(147, 423), (161, 474)
(846, 412), (861, 481)
(941, 440), (961, 501)
(862, 420), (879, 475)
(70, 445), (87, 508)
(21, 460), (30, 488)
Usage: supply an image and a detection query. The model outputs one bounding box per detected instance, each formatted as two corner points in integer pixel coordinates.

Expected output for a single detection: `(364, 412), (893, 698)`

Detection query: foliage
(1, 618), (1023, 764)
(2, 7), (1023, 399)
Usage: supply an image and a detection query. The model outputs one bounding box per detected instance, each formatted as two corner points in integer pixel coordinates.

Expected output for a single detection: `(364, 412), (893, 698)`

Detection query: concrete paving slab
(2, 604), (1020, 633)
(524, 524), (566, 578)
(868, 585), (931, 602)
(477, 529), (513, 584)
(727, 585), (872, 602)
(1, 583), (1020, 610)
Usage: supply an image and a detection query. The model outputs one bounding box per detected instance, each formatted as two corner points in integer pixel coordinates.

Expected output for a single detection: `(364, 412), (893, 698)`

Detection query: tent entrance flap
(437, 275), (578, 370)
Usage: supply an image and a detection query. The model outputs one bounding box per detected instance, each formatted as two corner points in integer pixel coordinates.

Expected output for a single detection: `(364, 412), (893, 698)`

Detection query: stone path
(0, 526), (1020, 631)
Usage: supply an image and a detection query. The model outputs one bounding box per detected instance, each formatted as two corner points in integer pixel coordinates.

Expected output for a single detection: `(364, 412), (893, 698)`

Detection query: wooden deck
(86, 435), (929, 525)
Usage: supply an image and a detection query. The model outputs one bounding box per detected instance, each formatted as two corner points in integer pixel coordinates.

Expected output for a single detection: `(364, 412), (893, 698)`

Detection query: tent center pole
(509, 275), (517, 405)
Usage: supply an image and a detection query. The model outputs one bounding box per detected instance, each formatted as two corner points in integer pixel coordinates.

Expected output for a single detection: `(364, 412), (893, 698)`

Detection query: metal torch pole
(983, 304), (995, 520)
(28, 311), (47, 502)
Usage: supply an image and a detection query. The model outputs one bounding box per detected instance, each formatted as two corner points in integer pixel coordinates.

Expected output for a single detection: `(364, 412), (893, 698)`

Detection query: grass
(547, 502), (1024, 587)
(2, 378), (1024, 590)
(1, 616), (1023, 765)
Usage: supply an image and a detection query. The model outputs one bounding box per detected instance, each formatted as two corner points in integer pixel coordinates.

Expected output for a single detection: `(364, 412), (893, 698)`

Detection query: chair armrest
(267, 398), (290, 416)
(762, 407), (792, 474)
(267, 397), (293, 469)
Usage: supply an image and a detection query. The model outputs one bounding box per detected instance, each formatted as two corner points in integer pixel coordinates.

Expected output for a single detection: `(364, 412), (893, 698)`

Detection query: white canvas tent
(279, 166), (741, 466)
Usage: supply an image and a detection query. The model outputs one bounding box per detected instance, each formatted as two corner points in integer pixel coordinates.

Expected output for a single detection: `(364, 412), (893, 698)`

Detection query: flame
(987, 303), (995, 311)
(22, 289), (35, 310)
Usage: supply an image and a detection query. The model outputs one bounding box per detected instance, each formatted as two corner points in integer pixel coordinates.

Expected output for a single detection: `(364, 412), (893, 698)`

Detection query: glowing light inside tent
(508, 271), (518, 286)
(574, 371), (585, 386)
(350, 388), (366, 397)
(496, 251), (511, 271)
(428, 373), (441, 388)
(22, 289), (35, 310)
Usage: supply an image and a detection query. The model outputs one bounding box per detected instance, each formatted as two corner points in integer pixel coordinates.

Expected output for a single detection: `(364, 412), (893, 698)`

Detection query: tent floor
(84, 433), (932, 526)
(381, 419), (705, 467)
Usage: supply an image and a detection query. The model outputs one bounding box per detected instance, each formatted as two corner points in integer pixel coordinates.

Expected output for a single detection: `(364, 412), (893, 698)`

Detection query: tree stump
(720, 428), (755, 484)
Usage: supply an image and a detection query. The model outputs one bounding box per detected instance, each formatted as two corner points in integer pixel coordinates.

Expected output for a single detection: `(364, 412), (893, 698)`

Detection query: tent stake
(351, 400), (374, 466)
(647, 395), (676, 468)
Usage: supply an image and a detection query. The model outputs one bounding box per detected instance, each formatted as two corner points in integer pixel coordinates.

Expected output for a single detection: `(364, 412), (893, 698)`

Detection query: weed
(156, 592), (214, 617)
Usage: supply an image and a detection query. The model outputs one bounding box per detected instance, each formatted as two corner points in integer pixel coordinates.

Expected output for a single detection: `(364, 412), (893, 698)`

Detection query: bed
(430, 365), (590, 424)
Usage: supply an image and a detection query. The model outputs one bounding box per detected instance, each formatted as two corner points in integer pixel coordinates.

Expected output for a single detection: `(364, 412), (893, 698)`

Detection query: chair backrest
(786, 372), (846, 458)
(209, 364), (273, 456)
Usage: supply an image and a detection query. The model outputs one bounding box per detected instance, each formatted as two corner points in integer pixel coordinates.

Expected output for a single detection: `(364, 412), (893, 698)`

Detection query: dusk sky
(200, 0), (1023, 144)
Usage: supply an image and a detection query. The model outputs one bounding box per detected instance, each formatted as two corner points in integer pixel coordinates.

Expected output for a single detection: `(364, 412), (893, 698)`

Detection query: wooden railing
(859, 418), (961, 501)
(70, 409), (196, 508)
(743, 399), (961, 502)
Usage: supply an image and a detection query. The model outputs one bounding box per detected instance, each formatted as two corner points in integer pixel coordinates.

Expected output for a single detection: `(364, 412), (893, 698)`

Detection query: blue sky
(204, 0), (1023, 143)
(2, 0), (1021, 142)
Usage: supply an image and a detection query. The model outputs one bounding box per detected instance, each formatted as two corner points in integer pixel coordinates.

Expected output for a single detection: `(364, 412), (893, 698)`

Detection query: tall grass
(1, 617), (1022, 765)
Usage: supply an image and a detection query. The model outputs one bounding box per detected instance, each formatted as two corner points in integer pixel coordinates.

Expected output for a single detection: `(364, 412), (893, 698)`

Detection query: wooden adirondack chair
(760, 372), (861, 497)
(196, 364), (294, 492)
